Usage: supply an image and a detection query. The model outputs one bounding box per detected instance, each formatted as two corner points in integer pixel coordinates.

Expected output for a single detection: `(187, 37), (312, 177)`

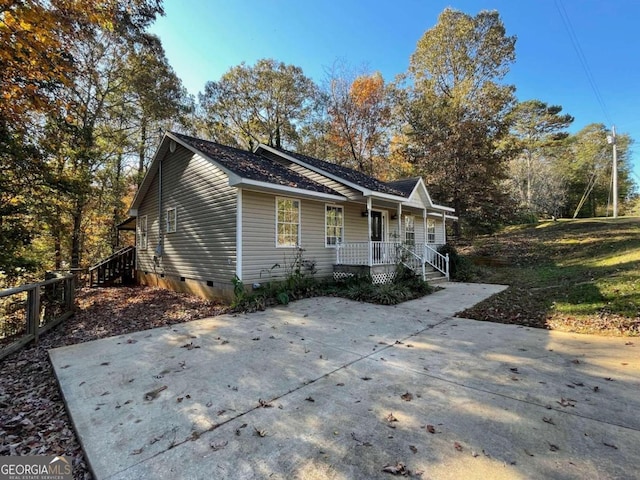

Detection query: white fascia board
(229, 178), (346, 202)
(256, 144), (368, 195)
(427, 211), (458, 220)
(432, 203), (456, 212)
(366, 191), (408, 203)
(129, 135), (170, 210)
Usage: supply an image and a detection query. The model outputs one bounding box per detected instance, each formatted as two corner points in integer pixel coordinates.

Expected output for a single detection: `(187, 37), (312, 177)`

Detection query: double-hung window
(325, 205), (344, 246)
(166, 207), (177, 233)
(404, 215), (415, 245)
(276, 198), (300, 247)
(138, 215), (148, 249)
(427, 218), (436, 243)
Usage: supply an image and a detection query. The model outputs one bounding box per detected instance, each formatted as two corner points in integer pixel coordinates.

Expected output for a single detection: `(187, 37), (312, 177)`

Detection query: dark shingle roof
(276, 149), (406, 197)
(171, 133), (342, 197)
(385, 177), (421, 198)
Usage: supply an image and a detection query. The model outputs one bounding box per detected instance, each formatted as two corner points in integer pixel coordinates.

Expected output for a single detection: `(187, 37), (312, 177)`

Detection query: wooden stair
(89, 246), (136, 287)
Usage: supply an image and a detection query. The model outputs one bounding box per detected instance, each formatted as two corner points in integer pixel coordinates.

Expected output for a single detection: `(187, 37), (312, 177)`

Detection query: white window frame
(325, 204), (344, 247)
(275, 197), (301, 248)
(137, 215), (148, 250)
(166, 207), (177, 234)
(427, 218), (436, 244)
(404, 215), (415, 245)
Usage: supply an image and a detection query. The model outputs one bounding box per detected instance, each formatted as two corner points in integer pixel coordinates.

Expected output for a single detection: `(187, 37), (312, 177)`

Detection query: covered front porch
(332, 193), (454, 283)
(334, 241), (449, 283)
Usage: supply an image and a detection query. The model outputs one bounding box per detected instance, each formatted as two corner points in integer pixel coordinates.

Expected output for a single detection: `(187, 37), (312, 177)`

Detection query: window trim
(404, 214), (415, 245)
(427, 218), (436, 243)
(166, 207), (177, 234)
(138, 215), (148, 250)
(325, 204), (344, 248)
(275, 197), (301, 248)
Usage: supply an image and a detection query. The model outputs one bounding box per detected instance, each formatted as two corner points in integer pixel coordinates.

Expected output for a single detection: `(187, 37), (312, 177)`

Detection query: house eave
(229, 178), (346, 202)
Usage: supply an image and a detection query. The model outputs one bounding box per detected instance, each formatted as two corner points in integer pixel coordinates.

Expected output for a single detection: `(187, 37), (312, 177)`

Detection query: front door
(370, 211), (383, 242)
(371, 211), (383, 263)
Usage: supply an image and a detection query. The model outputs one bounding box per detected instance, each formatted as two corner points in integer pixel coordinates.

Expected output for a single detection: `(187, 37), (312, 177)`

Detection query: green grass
(459, 217), (640, 336)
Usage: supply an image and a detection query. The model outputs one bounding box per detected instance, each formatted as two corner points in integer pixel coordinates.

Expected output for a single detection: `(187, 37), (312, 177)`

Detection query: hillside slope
(458, 217), (640, 336)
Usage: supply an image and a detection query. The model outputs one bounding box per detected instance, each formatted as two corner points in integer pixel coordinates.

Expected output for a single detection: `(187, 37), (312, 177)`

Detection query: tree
(561, 124), (634, 218)
(325, 67), (392, 176)
(199, 59), (319, 150)
(506, 100), (573, 216)
(395, 8), (516, 234)
(0, 0), (164, 276)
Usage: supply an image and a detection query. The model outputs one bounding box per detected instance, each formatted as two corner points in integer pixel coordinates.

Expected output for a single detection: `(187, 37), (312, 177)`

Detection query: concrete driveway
(49, 283), (640, 480)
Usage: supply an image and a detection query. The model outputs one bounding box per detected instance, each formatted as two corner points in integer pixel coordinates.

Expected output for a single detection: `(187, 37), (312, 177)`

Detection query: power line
(555, 0), (612, 125)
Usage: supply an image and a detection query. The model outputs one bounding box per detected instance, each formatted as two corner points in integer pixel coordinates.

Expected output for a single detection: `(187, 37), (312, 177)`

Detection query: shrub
(437, 244), (474, 282)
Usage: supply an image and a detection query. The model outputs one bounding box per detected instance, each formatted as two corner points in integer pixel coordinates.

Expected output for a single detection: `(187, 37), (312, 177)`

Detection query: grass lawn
(458, 217), (640, 336)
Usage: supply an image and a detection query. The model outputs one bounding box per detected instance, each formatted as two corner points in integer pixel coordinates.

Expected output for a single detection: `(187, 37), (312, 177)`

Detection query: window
(325, 205), (344, 246)
(427, 218), (436, 243)
(276, 197), (300, 247)
(166, 207), (177, 233)
(137, 215), (148, 249)
(404, 215), (415, 245)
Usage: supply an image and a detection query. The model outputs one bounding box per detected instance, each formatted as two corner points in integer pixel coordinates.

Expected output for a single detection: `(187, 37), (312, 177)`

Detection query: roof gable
(130, 133), (346, 212)
(171, 133), (342, 196)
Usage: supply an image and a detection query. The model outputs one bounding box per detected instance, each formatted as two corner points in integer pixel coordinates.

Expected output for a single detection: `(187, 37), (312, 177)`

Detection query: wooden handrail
(0, 274), (74, 298)
(88, 246), (135, 272)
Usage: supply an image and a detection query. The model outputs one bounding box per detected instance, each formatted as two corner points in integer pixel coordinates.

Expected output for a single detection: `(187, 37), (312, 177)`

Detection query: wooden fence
(0, 274), (74, 361)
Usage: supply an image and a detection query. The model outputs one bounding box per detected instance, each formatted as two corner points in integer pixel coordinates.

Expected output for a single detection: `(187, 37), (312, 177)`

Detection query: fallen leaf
(131, 448), (143, 455)
(409, 445), (418, 454)
(386, 413), (398, 423)
(305, 396), (315, 402)
(210, 440), (228, 451)
(548, 443), (559, 452)
(603, 442), (618, 449)
(400, 392), (413, 402)
(258, 398), (273, 408)
(542, 417), (555, 425)
(454, 442), (463, 452)
(143, 385), (167, 402)
(382, 462), (409, 475)
(254, 427), (267, 437)
(426, 425), (436, 434)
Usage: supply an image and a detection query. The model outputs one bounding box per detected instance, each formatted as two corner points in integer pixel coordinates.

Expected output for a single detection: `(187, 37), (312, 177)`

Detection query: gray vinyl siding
(136, 145), (236, 284)
(241, 191), (368, 283)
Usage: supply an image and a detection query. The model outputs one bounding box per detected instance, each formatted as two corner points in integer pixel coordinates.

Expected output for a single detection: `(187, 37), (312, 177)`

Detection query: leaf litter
(0, 286), (226, 479)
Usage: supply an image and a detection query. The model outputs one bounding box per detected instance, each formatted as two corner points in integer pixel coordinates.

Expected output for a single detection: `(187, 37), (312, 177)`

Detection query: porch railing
(336, 241), (449, 280)
(424, 244), (450, 280)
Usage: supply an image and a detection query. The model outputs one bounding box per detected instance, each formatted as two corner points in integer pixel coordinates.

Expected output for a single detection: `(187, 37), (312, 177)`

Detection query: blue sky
(150, 0), (640, 183)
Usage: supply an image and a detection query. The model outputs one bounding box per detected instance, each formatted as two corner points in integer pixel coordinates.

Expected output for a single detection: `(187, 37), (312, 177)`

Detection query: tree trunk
(137, 120), (147, 187)
(70, 203), (83, 269)
(53, 229), (62, 270)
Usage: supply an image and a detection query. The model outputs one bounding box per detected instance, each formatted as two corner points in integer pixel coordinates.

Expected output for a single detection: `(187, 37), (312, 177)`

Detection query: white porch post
(442, 211), (446, 244)
(423, 209), (427, 245)
(397, 203), (402, 242)
(367, 197), (372, 266)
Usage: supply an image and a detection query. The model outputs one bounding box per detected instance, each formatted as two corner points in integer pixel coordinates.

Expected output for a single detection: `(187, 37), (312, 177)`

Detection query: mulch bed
(0, 286), (227, 479)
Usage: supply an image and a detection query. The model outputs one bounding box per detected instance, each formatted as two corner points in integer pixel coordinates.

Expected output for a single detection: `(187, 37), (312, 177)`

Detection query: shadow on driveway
(49, 283), (640, 480)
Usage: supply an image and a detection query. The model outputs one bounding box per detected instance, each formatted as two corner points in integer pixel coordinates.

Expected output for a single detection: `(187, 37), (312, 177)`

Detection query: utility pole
(607, 126), (618, 218)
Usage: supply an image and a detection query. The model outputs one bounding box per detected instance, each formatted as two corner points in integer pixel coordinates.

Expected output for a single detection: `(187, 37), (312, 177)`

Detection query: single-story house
(127, 132), (456, 300)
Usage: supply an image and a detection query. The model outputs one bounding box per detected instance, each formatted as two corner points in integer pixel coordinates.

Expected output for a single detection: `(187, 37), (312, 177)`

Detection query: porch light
(361, 208), (370, 217)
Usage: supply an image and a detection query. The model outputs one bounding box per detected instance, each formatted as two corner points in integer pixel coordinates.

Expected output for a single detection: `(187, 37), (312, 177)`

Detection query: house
(125, 132), (456, 301)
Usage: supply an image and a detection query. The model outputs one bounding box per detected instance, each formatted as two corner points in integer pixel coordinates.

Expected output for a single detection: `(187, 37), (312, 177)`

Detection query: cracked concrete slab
(49, 282), (640, 479)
